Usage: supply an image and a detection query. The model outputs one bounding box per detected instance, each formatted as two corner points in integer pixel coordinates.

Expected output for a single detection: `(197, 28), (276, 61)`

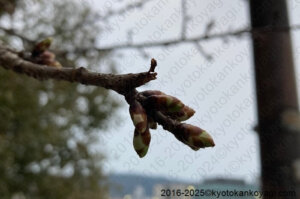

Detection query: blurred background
(0, 0), (300, 198)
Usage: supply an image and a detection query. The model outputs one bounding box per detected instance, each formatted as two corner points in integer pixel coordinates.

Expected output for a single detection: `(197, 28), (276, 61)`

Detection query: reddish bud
(140, 90), (166, 97)
(39, 50), (55, 61)
(34, 51), (62, 69)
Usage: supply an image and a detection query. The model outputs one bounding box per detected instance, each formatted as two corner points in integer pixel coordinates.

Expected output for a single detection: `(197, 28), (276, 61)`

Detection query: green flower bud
(32, 37), (53, 56)
(175, 123), (215, 150)
(133, 128), (151, 158)
(167, 106), (195, 121)
(129, 100), (148, 134)
(147, 95), (184, 113)
(142, 91), (195, 121)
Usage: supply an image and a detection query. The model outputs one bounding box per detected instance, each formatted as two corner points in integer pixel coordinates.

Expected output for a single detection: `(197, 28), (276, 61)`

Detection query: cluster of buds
(31, 38), (62, 69)
(129, 90), (215, 158)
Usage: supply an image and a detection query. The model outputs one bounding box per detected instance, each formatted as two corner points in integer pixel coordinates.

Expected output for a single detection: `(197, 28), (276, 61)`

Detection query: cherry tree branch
(0, 43), (157, 95)
(0, 40), (214, 156)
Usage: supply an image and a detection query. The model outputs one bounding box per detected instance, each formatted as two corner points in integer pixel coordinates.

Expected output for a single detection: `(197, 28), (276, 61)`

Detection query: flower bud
(129, 100), (148, 134)
(175, 123), (215, 150)
(133, 128), (151, 158)
(140, 90), (165, 97)
(34, 51), (62, 69)
(167, 106), (195, 121)
(147, 95), (184, 113)
(40, 50), (55, 61)
(32, 37), (53, 56)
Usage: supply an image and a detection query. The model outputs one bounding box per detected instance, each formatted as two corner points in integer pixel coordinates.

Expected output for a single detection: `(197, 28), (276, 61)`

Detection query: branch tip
(149, 58), (157, 72)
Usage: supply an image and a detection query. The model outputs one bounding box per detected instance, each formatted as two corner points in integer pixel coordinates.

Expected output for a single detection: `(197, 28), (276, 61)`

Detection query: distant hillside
(108, 173), (192, 197)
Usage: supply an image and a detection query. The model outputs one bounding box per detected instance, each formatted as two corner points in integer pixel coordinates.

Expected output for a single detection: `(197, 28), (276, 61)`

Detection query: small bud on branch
(31, 38), (62, 69)
(32, 37), (53, 57)
(133, 128), (151, 158)
(174, 123), (215, 150)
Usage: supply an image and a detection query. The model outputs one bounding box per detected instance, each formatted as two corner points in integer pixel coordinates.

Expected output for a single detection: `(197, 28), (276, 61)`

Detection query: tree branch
(181, 0), (188, 40)
(98, 0), (153, 21)
(3, 24), (300, 57)
(60, 24), (300, 55)
(0, 44), (157, 95)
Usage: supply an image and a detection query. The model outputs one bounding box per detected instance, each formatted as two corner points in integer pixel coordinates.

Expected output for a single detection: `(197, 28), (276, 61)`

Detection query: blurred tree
(0, 0), (17, 15)
(0, 0), (119, 198)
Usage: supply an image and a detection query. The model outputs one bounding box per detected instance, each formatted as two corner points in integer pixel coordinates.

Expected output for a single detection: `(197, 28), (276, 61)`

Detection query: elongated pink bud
(174, 123), (215, 150)
(133, 128), (151, 158)
(129, 100), (148, 134)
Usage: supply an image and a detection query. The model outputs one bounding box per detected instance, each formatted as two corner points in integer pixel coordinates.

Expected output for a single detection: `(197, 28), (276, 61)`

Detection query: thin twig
(98, 0), (153, 21)
(2, 25), (300, 55)
(181, 0), (188, 39)
(67, 24), (300, 53)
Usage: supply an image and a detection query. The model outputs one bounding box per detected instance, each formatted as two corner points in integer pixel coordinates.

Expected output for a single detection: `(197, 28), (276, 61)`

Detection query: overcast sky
(84, 0), (300, 184)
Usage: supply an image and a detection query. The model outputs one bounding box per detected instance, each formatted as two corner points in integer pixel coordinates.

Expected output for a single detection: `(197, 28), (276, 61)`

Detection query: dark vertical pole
(250, 0), (300, 198)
